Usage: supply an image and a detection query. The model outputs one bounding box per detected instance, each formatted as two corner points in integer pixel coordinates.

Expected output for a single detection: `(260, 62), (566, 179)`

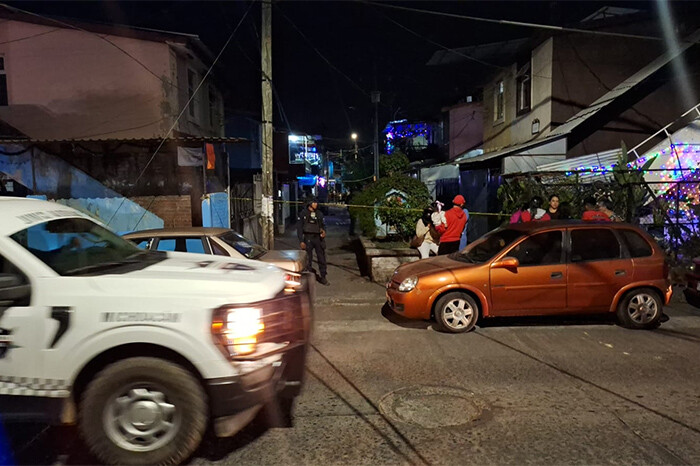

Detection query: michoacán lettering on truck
(101, 312), (182, 323)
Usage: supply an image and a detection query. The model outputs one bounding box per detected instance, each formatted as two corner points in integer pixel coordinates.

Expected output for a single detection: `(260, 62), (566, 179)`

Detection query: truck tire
(79, 357), (207, 465)
(616, 287), (663, 330)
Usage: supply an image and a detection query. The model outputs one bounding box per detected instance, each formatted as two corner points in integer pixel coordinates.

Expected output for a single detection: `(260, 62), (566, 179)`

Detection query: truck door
(0, 252), (44, 388)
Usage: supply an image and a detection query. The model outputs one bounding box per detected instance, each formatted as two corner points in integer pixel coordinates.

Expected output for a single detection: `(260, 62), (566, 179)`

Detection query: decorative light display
(383, 119), (431, 154)
(563, 142), (700, 240)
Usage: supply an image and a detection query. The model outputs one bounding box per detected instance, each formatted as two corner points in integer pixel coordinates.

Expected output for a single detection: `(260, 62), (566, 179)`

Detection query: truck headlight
(212, 307), (264, 357)
(399, 276), (418, 292)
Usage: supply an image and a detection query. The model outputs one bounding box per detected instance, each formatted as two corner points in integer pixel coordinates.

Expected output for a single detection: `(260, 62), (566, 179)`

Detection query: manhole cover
(379, 386), (486, 428)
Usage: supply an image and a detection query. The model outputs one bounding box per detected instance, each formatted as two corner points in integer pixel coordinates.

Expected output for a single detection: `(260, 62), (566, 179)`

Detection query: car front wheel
(79, 357), (207, 465)
(434, 292), (479, 333)
(617, 288), (663, 329)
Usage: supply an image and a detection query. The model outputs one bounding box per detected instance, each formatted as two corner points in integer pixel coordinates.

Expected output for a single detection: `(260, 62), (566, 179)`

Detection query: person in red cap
(436, 195), (469, 255)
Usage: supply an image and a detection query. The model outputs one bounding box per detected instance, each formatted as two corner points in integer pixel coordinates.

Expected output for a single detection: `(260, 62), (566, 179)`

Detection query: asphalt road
(5, 217), (700, 465)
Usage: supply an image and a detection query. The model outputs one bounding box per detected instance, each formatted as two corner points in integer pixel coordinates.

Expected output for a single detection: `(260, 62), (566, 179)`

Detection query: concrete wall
(483, 39), (554, 153)
(550, 33), (669, 157)
(0, 19), (222, 140)
(447, 102), (483, 160)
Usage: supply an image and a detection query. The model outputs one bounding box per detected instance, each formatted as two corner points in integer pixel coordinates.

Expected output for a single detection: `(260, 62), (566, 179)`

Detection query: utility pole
(261, 0), (274, 249)
(371, 91), (380, 181)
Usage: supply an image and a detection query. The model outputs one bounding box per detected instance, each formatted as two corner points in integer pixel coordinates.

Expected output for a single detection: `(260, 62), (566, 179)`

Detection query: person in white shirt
(415, 207), (440, 259)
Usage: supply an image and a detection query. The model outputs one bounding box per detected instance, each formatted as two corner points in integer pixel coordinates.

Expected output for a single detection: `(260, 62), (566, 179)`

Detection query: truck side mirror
(0, 273), (31, 307)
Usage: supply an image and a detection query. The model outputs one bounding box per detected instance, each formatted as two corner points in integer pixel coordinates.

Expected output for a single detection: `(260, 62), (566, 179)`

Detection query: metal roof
(457, 134), (566, 166)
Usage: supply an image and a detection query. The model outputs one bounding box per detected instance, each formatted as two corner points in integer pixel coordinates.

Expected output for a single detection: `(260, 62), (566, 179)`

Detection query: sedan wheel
(434, 292), (479, 333)
(617, 288), (662, 330)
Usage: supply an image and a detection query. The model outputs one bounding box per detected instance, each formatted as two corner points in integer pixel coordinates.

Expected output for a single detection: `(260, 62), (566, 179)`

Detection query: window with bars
(516, 63), (531, 116)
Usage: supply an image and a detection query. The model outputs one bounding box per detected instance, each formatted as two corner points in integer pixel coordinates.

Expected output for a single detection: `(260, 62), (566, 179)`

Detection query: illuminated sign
(289, 135), (321, 165)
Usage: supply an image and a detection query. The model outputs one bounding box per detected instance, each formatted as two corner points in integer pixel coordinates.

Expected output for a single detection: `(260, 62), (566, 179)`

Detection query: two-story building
(0, 8), (234, 227)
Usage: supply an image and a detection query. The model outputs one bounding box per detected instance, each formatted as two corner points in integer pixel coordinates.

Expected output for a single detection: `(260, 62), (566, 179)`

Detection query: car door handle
(550, 272), (563, 279)
(615, 269), (627, 276)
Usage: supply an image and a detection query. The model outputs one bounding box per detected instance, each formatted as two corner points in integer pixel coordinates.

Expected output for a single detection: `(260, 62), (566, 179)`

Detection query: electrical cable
(0, 3), (184, 91)
(105, 1), (255, 227)
(363, 2), (666, 42)
(0, 27), (61, 45)
(374, 7), (506, 70)
(273, 3), (372, 99)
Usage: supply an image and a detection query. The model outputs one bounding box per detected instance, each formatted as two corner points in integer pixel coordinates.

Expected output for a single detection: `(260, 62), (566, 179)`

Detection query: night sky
(4, 1), (694, 148)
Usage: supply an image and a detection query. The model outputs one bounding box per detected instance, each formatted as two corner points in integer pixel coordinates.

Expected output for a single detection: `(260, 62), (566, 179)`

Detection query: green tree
(350, 171), (430, 239)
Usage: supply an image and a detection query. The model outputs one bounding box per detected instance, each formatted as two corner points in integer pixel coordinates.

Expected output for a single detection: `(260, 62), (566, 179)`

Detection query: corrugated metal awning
(535, 149), (622, 181)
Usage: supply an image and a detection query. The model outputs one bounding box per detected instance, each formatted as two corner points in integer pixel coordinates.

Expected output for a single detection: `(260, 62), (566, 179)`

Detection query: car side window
(571, 229), (620, 262)
(156, 238), (177, 252)
(620, 230), (653, 258)
(155, 237), (206, 253)
(508, 231), (563, 266)
(209, 240), (229, 256)
(185, 238), (206, 254)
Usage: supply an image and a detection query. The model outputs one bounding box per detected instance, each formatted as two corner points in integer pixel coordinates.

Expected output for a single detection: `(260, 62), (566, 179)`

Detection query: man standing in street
(298, 198), (329, 285)
(436, 195), (469, 255)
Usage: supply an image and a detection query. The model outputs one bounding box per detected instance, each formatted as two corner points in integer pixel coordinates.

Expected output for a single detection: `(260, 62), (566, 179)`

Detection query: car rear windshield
(457, 228), (523, 263)
(217, 231), (267, 259)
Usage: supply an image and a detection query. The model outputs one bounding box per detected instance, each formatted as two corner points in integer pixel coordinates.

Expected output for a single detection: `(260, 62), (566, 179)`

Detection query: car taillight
(212, 306), (264, 357)
(663, 259), (670, 280)
(284, 272), (302, 293)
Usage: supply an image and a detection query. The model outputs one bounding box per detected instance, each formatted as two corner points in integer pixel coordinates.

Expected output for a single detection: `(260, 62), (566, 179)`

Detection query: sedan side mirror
(0, 273), (31, 307)
(491, 257), (519, 270)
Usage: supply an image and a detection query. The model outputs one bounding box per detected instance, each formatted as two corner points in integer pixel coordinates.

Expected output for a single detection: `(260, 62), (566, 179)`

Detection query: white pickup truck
(0, 198), (312, 465)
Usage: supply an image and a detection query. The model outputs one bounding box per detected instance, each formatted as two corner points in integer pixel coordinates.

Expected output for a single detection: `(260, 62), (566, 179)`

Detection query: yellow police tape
(228, 197), (509, 217)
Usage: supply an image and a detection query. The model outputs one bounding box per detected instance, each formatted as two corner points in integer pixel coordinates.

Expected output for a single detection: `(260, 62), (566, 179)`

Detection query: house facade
(0, 10), (223, 140)
(0, 10), (230, 227)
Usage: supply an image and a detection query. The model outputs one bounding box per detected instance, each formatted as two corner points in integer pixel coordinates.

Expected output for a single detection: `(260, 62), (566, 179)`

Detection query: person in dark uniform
(298, 198), (329, 285)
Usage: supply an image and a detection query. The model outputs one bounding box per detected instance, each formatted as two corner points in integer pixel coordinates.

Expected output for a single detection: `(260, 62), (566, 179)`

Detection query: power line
(0, 26), (62, 45)
(0, 3), (184, 90)
(105, 1), (255, 228)
(273, 3), (372, 99)
(363, 2), (667, 42)
(374, 7), (506, 70)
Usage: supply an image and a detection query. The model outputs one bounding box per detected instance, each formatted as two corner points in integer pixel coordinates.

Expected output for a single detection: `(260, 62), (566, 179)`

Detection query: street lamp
(351, 133), (358, 160)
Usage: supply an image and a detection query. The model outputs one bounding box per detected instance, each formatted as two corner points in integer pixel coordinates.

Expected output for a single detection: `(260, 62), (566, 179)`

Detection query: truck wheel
(434, 292), (479, 333)
(79, 357), (207, 465)
(617, 288), (662, 329)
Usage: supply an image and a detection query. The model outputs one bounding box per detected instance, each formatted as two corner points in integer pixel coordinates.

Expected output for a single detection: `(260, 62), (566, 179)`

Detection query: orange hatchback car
(387, 221), (672, 333)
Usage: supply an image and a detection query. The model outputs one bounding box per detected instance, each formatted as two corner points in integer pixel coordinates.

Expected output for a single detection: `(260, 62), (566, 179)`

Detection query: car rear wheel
(617, 288), (662, 329)
(434, 292), (479, 333)
(79, 357), (207, 465)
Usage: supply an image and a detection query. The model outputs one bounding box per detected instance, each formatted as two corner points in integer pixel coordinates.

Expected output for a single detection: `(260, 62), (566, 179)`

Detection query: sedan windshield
(217, 230), (267, 259)
(457, 228), (523, 263)
(10, 217), (164, 276)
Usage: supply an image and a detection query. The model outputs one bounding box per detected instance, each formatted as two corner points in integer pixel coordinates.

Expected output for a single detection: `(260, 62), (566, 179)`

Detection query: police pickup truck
(0, 198), (312, 465)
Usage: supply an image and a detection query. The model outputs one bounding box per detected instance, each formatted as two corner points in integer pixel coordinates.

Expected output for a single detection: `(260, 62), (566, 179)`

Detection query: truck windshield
(10, 217), (165, 276)
(217, 231), (267, 259)
(456, 228), (523, 263)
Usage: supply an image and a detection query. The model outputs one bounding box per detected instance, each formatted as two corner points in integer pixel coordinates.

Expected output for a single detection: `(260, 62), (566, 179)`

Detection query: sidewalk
(274, 206), (386, 306)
